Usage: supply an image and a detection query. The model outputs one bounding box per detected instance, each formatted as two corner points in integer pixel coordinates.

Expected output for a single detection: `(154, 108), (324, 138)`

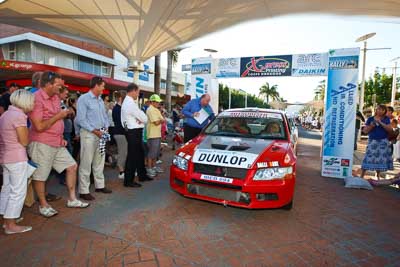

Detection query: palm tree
(314, 80), (326, 101)
(259, 82), (279, 104)
(166, 50), (179, 112)
(154, 54), (161, 94)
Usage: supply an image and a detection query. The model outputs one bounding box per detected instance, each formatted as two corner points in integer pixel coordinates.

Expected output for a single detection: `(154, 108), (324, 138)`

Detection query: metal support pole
(228, 87), (231, 109)
(391, 61), (398, 107)
(359, 41), (367, 113)
(245, 93), (247, 108)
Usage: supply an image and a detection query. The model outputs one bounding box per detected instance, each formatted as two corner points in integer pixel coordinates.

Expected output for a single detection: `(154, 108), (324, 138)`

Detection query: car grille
(193, 163), (248, 179)
(187, 184), (250, 204)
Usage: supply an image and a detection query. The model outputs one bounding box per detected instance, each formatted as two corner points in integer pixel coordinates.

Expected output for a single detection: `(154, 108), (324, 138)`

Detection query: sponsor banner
(240, 55), (292, 77)
(220, 111), (283, 119)
(292, 53), (328, 77)
(190, 57), (219, 113)
(216, 58), (241, 78)
(127, 64), (150, 81)
(181, 64), (192, 72)
(192, 149), (258, 169)
(322, 48), (360, 178)
(200, 174), (233, 184)
(191, 74), (211, 99)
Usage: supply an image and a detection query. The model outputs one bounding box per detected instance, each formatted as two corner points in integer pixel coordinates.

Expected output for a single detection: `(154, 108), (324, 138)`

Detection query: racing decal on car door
(192, 149), (258, 169)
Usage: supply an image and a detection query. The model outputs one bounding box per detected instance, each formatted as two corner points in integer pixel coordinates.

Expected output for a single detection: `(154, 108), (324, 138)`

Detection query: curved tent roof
(0, 0), (399, 61)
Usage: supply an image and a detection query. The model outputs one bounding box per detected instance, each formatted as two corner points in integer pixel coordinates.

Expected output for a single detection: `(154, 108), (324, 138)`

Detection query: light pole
(228, 87), (231, 109)
(391, 57), (400, 107)
(355, 33), (391, 113)
(355, 33), (376, 114)
(239, 89), (247, 108)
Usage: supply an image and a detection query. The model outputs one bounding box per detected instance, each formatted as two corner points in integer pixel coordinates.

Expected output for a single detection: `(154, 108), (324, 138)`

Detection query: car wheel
(282, 200), (293, 210)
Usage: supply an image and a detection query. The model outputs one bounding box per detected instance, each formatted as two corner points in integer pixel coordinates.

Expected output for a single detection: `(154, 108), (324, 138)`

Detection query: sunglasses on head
(47, 71), (56, 80)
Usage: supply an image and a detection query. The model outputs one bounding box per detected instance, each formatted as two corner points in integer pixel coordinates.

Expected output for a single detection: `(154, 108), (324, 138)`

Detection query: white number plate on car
(200, 174), (233, 184)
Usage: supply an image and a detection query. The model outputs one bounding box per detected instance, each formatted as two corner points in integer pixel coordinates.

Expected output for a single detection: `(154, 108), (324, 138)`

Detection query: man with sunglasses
(29, 71), (89, 218)
(75, 76), (112, 201)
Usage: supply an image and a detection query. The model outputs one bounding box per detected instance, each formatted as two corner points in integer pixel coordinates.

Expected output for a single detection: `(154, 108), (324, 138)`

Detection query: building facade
(0, 24), (186, 100)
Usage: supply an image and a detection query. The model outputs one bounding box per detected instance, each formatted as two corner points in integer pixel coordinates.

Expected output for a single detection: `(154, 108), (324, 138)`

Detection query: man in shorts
(29, 71), (89, 218)
(146, 94), (165, 177)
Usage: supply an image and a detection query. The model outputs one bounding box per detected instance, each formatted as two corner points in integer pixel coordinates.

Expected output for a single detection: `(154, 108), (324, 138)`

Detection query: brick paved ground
(1, 129), (400, 267)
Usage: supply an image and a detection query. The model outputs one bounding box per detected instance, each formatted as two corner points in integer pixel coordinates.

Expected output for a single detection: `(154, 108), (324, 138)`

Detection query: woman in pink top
(0, 89), (35, 234)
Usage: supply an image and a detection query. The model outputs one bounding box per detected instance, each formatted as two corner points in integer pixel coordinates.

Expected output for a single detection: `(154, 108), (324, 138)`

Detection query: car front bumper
(170, 165), (295, 209)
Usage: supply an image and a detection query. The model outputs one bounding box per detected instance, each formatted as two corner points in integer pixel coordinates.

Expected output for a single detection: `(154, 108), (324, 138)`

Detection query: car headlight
(172, 155), (188, 171)
(253, 167), (293, 181)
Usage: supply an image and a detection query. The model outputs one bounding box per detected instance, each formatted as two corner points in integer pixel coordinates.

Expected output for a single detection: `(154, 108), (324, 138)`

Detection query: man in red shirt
(29, 71), (89, 218)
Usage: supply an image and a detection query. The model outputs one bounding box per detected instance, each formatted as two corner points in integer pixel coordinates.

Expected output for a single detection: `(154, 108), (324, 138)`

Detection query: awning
(0, 59), (184, 97)
(1, 0), (399, 61)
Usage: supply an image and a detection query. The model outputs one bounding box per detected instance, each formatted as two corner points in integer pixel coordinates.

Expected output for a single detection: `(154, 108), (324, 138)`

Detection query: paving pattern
(1, 129), (400, 267)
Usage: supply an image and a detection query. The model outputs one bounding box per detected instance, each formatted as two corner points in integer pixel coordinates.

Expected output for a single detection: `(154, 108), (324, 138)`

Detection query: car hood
(197, 135), (275, 154)
(191, 135), (282, 169)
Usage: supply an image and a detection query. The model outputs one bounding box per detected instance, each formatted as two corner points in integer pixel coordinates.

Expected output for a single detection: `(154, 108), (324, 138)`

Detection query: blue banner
(322, 48), (360, 178)
(127, 64), (149, 81)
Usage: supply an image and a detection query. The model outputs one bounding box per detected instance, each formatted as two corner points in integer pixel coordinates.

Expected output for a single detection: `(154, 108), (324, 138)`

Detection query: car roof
(221, 108), (286, 115)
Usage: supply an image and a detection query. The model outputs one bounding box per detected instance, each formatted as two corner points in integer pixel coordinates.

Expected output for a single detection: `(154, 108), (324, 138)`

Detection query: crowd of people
(0, 71), (217, 235)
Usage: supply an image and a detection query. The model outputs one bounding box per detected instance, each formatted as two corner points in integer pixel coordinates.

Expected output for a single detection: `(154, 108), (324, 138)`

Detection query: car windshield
(204, 112), (287, 140)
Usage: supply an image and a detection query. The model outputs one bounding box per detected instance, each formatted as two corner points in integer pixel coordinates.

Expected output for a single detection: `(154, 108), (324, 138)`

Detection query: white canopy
(1, 0), (399, 61)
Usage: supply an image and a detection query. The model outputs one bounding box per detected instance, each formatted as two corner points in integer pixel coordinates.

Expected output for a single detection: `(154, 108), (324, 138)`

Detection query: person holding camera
(360, 104), (394, 180)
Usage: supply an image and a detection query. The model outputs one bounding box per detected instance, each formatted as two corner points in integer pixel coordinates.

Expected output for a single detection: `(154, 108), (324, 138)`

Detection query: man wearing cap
(0, 83), (19, 115)
(146, 94), (165, 177)
(182, 94), (215, 142)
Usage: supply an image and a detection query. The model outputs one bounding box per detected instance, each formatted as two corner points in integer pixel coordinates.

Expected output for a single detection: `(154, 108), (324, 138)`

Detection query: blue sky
(168, 14), (400, 104)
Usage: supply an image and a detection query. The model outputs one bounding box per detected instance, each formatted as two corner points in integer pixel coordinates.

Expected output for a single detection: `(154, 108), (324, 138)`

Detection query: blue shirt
(182, 98), (214, 129)
(75, 91), (109, 132)
(366, 116), (390, 140)
(30, 87), (39, 93)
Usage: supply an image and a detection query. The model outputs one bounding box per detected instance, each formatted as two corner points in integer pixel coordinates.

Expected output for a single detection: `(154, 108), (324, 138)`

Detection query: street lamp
(204, 48), (218, 57)
(355, 32), (376, 113)
(355, 33), (391, 113)
(391, 57), (400, 107)
(238, 89), (248, 108)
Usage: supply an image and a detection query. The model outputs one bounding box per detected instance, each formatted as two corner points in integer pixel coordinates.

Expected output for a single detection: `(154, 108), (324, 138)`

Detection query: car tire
(282, 200), (293, 210)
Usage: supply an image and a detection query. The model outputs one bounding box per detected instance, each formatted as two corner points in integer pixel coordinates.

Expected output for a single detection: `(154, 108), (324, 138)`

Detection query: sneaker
(146, 168), (157, 177)
(118, 172), (124, 179)
(2, 217), (23, 228)
(67, 199), (90, 208)
(153, 166), (164, 173)
(156, 160), (163, 164)
(39, 206), (58, 218)
(5, 226), (32, 235)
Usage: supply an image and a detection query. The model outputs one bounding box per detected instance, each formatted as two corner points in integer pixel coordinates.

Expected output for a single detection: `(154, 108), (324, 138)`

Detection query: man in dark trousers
(182, 94), (215, 142)
(121, 83), (152, 187)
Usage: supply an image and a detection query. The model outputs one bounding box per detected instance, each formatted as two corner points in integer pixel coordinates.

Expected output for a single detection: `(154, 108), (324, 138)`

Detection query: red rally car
(170, 108), (297, 209)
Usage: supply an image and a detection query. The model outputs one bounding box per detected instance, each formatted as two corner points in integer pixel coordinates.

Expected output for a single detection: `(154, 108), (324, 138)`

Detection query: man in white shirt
(121, 83), (152, 187)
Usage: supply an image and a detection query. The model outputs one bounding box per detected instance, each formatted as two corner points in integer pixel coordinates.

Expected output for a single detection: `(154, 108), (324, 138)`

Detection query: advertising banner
(181, 64), (192, 72)
(191, 58), (219, 113)
(321, 48), (360, 179)
(216, 58), (241, 78)
(127, 64), (150, 81)
(240, 55), (292, 77)
(292, 53), (328, 77)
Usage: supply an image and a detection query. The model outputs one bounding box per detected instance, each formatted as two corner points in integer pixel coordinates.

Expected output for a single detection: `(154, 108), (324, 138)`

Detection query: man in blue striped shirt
(182, 94), (215, 142)
(75, 76), (112, 201)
